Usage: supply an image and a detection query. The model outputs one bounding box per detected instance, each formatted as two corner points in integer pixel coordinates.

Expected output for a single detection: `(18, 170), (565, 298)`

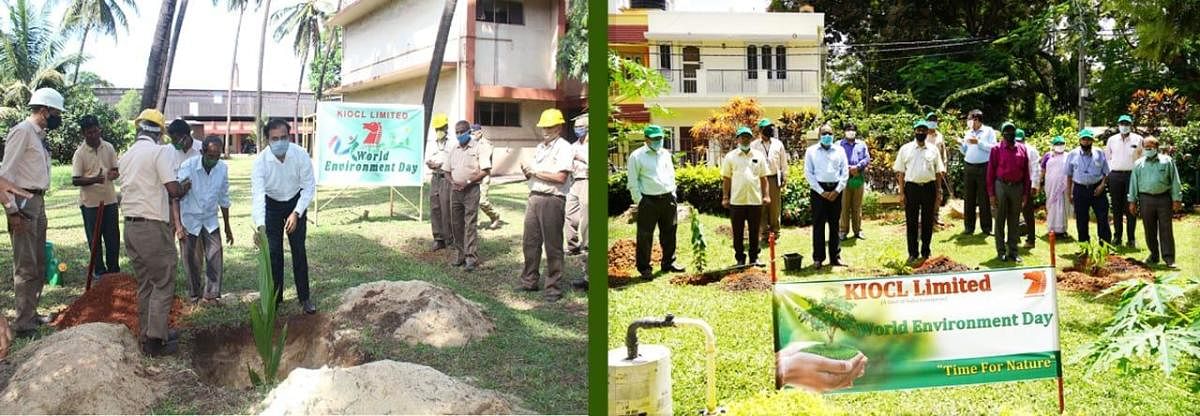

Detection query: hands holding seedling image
(779, 343), (868, 392)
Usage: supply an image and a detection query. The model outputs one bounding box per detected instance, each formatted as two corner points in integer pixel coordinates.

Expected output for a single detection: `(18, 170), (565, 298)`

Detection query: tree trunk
(294, 45), (309, 144)
(158, 0), (191, 110)
(314, 0), (344, 101)
(225, 4), (245, 157)
(141, 0), (179, 110)
(422, 0), (458, 135)
(255, 0), (274, 148)
(72, 25), (90, 84)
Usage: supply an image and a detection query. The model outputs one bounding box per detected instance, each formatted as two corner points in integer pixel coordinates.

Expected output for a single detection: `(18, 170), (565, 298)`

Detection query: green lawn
(608, 204), (1200, 415)
(0, 158), (588, 414)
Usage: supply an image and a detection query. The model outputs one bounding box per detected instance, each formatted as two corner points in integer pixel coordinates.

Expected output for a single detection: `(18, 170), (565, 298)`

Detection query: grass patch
(609, 207), (1200, 415)
(1, 157), (587, 414)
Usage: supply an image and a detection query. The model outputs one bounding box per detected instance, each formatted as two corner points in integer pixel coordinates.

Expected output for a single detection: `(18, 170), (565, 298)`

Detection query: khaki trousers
(125, 220), (177, 341)
(759, 176), (782, 241)
(451, 183), (482, 265)
(430, 173), (453, 244)
(521, 193), (566, 299)
(839, 185), (865, 236)
(478, 176), (500, 223)
(566, 178), (589, 252)
(8, 194), (47, 331)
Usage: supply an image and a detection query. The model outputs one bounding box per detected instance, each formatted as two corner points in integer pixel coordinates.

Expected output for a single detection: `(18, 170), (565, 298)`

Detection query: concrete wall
(474, 0), (559, 89)
(340, 0), (467, 87)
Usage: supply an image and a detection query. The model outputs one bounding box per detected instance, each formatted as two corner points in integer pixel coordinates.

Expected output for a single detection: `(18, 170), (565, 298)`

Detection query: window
(746, 46), (757, 79)
(775, 46), (787, 79)
(659, 44), (672, 69)
(477, 0), (524, 25)
(761, 45), (773, 79)
(476, 102), (520, 127)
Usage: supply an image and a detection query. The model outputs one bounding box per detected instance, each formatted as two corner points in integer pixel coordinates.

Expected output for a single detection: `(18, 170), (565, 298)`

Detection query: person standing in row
(806, 126), (849, 268)
(1127, 137), (1181, 268)
(959, 109), (995, 235)
(119, 109), (186, 356)
(987, 122), (1031, 263)
(925, 113), (952, 208)
(2, 88), (63, 338)
(1016, 128), (1040, 248)
(1105, 114), (1143, 247)
(252, 119), (317, 314)
(753, 118), (787, 243)
(1066, 129), (1112, 243)
(721, 127), (770, 267)
(72, 115), (121, 280)
(894, 119), (946, 263)
(177, 137), (233, 303)
(838, 124), (870, 241)
(566, 115), (589, 256)
(519, 109), (574, 302)
(471, 124), (505, 230)
(627, 125), (685, 279)
(425, 113), (454, 251)
(1041, 136), (1072, 240)
(447, 120), (491, 272)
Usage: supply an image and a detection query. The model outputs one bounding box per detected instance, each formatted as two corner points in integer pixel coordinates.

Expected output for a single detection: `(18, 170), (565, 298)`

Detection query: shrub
(607, 170), (633, 215)
(781, 163), (812, 226)
(1158, 121), (1200, 207)
(0, 86), (133, 164)
(675, 164), (725, 215)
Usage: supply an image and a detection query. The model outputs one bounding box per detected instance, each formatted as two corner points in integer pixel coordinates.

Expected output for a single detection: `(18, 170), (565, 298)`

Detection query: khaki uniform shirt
(71, 140), (119, 207)
(572, 140), (588, 179)
(0, 120), (50, 191)
(118, 138), (177, 222)
(528, 137), (574, 197)
(425, 137), (452, 173)
(448, 138), (492, 184)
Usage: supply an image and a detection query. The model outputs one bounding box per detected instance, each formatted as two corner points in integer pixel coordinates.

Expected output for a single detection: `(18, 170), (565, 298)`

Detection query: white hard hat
(28, 88), (65, 111)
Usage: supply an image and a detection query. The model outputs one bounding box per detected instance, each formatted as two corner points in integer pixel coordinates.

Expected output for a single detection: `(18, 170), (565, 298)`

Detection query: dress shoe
(662, 264), (686, 273)
(14, 329), (38, 339)
(838, 233), (849, 241)
(1126, 240), (1136, 248)
(301, 299), (317, 314)
(1113, 238), (1123, 246)
(142, 338), (178, 357)
(1165, 261), (1177, 269)
(638, 270), (654, 280)
(431, 241), (448, 251)
(830, 259), (846, 267)
(571, 278), (588, 290)
(1012, 255), (1023, 263)
(906, 256), (919, 264)
(812, 261), (824, 268)
(855, 233), (865, 240)
(1144, 256), (1160, 264)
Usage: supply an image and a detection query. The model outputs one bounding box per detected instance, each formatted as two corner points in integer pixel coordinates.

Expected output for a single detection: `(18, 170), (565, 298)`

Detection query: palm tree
(422, 0), (457, 133)
(0, 0), (84, 111)
(140, 0), (178, 110)
(156, 0), (191, 109)
(254, 0), (274, 147)
(313, 0), (343, 102)
(61, 0), (137, 84)
(272, 0), (328, 143)
(220, 0), (255, 156)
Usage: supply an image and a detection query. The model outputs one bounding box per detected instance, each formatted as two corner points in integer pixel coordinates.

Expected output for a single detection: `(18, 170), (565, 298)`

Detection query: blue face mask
(649, 139), (663, 151)
(574, 127), (588, 140)
(457, 132), (471, 145)
(270, 140), (288, 157)
(820, 134), (834, 146)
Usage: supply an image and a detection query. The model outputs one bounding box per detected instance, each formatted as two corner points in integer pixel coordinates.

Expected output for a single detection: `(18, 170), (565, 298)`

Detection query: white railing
(656, 68), (819, 97)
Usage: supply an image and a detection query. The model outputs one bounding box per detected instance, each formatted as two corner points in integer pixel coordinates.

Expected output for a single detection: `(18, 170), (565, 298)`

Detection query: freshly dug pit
(608, 239), (661, 287)
(719, 268), (772, 292)
(188, 314), (365, 389)
(1060, 255), (1154, 293)
(51, 274), (186, 336)
(913, 256), (975, 274)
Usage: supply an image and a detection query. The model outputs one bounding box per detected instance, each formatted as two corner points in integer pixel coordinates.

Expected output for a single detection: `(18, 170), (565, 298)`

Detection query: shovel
(85, 201), (105, 291)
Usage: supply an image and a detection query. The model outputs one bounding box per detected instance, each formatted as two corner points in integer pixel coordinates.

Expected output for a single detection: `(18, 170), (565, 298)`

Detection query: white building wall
(473, 0), (559, 90)
(340, 0), (467, 87)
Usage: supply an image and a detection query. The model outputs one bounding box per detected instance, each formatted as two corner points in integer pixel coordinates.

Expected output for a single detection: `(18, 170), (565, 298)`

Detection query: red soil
(51, 273), (186, 336)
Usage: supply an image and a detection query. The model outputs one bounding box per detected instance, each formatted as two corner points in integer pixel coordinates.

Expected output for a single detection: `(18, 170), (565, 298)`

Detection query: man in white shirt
(118, 109), (186, 356)
(519, 109), (575, 303)
(1016, 129), (1041, 248)
(958, 109), (995, 235)
(1104, 114), (1143, 247)
(722, 127), (770, 267)
(252, 119), (317, 314)
(566, 115), (589, 256)
(425, 113), (453, 251)
(177, 137), (233, 303)
(925, 112), (953, 212)
(806, 126), (850, 268)
(752, 118), (788, 243)
(895, 119), (946, 263)
(627, 125), (686, 279)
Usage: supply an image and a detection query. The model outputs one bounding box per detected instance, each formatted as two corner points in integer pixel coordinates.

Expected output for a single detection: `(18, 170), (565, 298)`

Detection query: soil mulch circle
(912, 256), (975, 274)
(718, 268), (772, 292)
(51, 273), (186, 336)
(608, 238), (660, 287)
(1060, 254), (1154, 293)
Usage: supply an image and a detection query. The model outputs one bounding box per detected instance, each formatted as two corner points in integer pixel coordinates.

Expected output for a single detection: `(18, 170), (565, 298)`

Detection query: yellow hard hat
(134, 109), (166, 130)
(431, 113), (449, 129)
(537, 108), (565, 128)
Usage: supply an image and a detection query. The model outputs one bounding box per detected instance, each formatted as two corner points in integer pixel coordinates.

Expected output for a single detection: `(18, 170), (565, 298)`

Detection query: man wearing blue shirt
(176, 137), (233, 303)
(807, 126), (850, 267)
(627, 125), (685, 279)
(837, 124), (870, 241)
(958, 109), (995, 235)
(1066, 129), (1112, 243)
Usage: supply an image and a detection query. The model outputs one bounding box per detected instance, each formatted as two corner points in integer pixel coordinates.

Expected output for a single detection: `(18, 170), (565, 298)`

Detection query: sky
(67, 0), (310, 92)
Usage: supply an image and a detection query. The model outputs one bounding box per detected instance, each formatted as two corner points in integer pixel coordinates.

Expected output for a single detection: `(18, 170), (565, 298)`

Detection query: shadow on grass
(941, 232), (991, 245)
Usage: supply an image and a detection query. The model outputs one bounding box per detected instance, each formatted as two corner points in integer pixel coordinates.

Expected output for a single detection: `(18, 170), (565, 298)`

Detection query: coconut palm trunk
(313, 0), (342, 101)
(71, 24), (91, 84)
(255, 0), (274, 148)
(292, 45), (309, 144)
(225, 3), (246, 156)
(158, 0), (191, 109)
(422, 0), (457, 133)
(141, 0), (179, 110)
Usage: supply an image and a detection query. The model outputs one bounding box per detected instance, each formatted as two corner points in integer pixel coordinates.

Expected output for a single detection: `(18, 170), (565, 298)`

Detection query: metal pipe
(625, 314), (676, 360)
(623, 315), (719, 414)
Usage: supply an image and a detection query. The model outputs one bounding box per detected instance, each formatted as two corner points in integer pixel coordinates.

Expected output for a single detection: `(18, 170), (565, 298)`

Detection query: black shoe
(982, 230), (992, 236)
(14, 329), (38, 339)
(1126, 240), (1136, 248)
(830, 259), (846, 267)
(997, 254), (1009, 262)
(906, 256), (919, 264)
(1144, 256), (1160, 264)
(431, 241), (448, 251)
(855, 233), (865, 240)
(142, 338), (178, 357)
(813, 261), (824, 268)
(571, 278), (588, 290)
(451, 259), (465, 267)
(1165, 261), (1177, 269)
(1012, 255), (1023, 263)
(34, 315), (52, 326)
(1113, 238), (1123, 246)
(301, 300), (317, 314)
(566, 248), (583, 256)
(662, 264), (686, 273)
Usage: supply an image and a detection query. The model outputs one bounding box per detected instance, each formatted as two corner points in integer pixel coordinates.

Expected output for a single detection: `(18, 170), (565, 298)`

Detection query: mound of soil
(670, 272), (723, 286)
(608, 239), (660, 287)
(719, 268), (772, 292)
(51, 274), (186, 336)
(913, 256), (974, 274)
(1060, 255), (1154, 292)
(332, 280), (494, 348)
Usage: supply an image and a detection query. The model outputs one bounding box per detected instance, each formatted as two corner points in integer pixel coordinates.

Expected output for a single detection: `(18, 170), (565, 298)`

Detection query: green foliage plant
(248, 228), (288, 386)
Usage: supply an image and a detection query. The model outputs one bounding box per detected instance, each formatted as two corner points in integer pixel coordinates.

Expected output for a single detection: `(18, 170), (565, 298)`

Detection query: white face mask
(845, 131), (857, 139)
(1119, 125), (1131, 135)
(928, 121), (938, 130)
(1053, 145), (1065, 153)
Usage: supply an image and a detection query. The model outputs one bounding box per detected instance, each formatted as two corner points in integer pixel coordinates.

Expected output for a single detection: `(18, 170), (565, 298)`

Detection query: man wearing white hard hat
(1, 87), (64, 338)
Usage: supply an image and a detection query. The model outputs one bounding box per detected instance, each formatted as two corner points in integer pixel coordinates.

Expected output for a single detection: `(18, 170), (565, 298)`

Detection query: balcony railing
(655, 68), (819, 97)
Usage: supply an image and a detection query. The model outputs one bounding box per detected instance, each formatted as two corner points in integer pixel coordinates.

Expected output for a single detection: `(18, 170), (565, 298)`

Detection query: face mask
(172, 139), (185, 150)
(574, 127), (587, 139)
(202, 158), (218, 169)
(436, 130), (447, 140)
(845, 131), (857, 139)
(820, 134), (834, 146)
(1080, 144), (1092, 152)
(270, 140), (289, 157)
(1003, 132), (1016, 142)
(1144, 149), (1158, 158)
(648, 139), (663, 151)
(739, 143), (751, 152)
(1053, 145), (1065, 153)
(457, 132), (471, 145)
(927, 121), (938, 130)
(46, 113), (62, 130)
(1119, 125), (1131, 135)
(915, 133), (927, 143)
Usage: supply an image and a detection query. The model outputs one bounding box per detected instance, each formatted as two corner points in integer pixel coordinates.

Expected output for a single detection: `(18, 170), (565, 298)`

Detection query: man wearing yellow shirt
(721, 127), (771, 267)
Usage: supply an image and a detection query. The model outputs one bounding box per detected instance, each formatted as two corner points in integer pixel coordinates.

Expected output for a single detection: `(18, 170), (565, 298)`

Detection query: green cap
(757, 118), (772, 128)
(1051, 135), (1065, 145)
(925, 112), (938, 120)
(1000, 121), (1016, 132)
(736, 126), (754, 137)
(1078, 129), (1094, 139)
(1015, 128), (1026, 140)
(913, 119), (929, 129)
(644, 124), (665, 139)
(1117, 114), (1133, 124)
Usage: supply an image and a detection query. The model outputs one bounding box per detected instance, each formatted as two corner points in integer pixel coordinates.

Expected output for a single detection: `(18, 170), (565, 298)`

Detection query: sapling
(690, 206), (707, 273)
(1077, 240), (1114, 275)
(795, 290), (863, 360)
(248, 228), (288, 386)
